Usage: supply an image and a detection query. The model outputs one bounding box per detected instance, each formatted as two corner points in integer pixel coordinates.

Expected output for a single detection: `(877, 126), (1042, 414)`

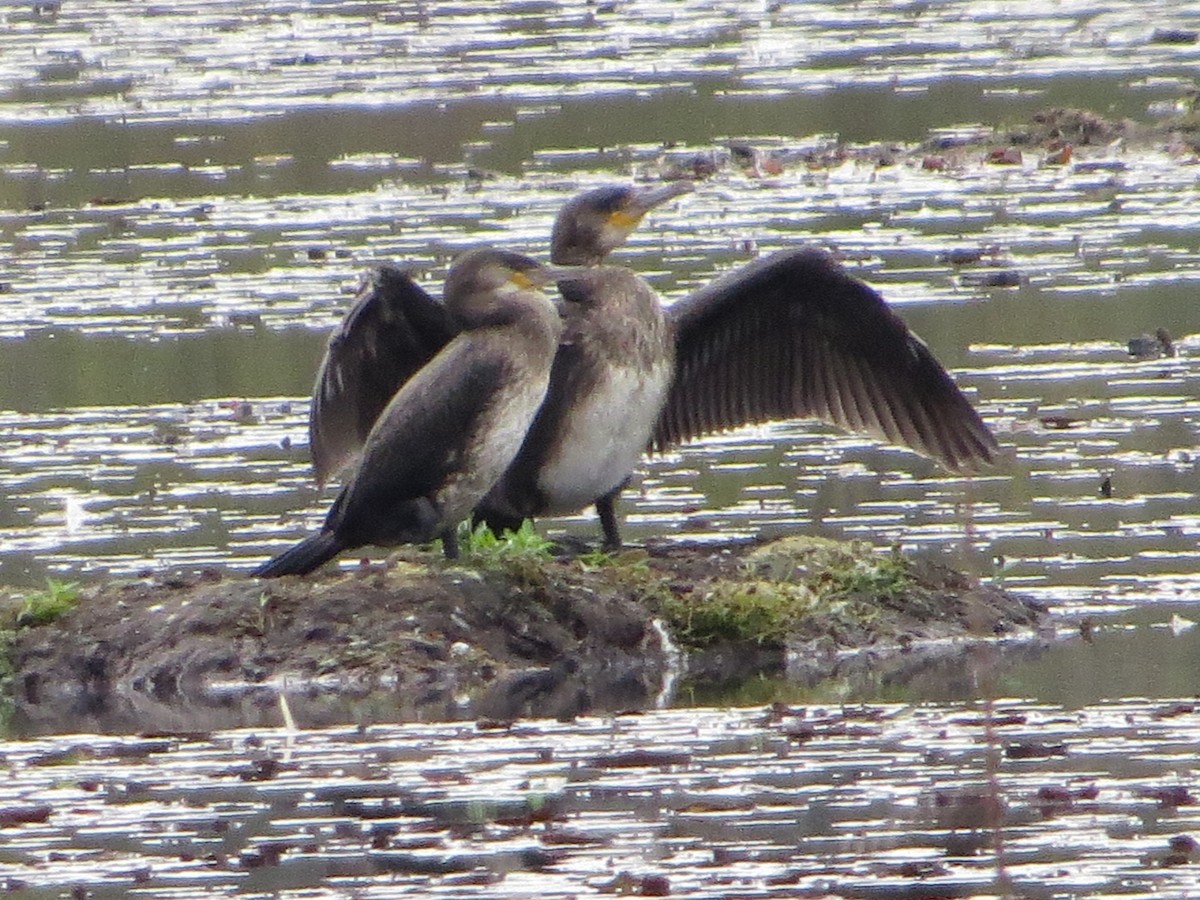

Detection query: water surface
(4, 702), (1200, 897)
(3, 0), (1200, 712)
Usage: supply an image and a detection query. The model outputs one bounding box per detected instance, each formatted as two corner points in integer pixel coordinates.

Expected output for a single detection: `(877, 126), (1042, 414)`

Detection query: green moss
(0, 625), (15, 728)
(1, 580), (84, 729)
(664, 536), (926, 651)
(665, 579), (814, 646)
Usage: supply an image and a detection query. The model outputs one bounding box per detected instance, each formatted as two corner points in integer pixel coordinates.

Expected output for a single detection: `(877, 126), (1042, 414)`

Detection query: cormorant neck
(454, 289), (562, 345)
(550, 243), (605, 267)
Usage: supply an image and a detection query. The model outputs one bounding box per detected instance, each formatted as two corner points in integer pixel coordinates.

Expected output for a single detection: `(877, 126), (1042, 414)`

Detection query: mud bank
(4, 537), (1045, 733)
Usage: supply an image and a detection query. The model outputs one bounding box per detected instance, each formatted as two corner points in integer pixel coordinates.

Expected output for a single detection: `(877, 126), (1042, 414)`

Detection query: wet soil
(5, 538), (1043, 732)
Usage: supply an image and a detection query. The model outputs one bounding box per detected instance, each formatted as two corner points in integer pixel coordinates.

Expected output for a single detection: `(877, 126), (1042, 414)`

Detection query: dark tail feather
(252, 531), (345, 578)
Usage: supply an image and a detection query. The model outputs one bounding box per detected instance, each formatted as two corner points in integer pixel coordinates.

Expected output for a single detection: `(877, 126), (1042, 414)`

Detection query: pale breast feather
(435, 358), (555, 526)
(536, 359), (673, 514)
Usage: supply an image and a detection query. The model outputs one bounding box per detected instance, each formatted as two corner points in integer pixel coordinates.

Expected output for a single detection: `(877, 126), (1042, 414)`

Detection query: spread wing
(309, 264), (459, 485)
(654, 247), (999, 471)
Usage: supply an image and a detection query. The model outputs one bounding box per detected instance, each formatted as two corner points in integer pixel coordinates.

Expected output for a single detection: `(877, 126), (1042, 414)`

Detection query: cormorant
(307, 184), (999, 551)
(473, 184), (688, 547)
(308, 183), (690, 487)
(253, 247), (567, 577)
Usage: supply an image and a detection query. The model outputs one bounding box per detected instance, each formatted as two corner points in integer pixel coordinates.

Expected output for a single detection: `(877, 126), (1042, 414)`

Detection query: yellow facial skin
(508, 269), (535, 289)
(608, 208), (644, 231)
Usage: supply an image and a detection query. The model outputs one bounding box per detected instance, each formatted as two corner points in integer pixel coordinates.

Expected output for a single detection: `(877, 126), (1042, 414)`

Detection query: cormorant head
(444, 247), (574, 327)
(550, 181), (693, 266)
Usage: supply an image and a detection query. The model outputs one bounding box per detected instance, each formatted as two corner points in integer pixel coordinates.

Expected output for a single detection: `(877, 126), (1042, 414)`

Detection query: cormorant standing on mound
(306, 184), (999, 551)
(473, 186), (686, 547)
(307, 183), (691, 488)
(253, 247), (566, 577)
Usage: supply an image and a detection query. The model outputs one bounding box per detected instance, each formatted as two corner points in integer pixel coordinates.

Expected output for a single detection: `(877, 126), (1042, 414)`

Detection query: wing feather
(309, 265), (458, 485)
(330, 340), (510, 539)
(656, 247), (998, 471)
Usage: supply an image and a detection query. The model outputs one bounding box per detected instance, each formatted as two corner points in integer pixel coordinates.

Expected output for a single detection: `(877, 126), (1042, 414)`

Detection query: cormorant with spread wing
(307, 184), (998, 551)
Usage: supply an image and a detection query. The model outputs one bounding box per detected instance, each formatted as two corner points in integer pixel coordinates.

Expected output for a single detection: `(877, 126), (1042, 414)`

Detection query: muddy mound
(5, 538), (1044, 732)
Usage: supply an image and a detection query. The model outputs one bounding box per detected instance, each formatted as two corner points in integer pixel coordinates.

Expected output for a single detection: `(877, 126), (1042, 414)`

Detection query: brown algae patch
(3, 535), (1042, 726)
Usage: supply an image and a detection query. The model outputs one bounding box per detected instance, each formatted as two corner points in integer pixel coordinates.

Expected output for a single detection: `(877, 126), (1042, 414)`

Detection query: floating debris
(1, 702), (1200, 896)
(1128, 328), (1176, 359)
(1150, 28), (1199, 44)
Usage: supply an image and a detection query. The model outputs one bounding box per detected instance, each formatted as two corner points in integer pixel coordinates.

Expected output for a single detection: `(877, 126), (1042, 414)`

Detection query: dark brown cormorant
(307, 184), (999, 551)
(253, 247), (566, 577)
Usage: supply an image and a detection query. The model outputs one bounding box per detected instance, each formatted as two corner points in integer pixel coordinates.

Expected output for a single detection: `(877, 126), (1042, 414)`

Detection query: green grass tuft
(459, 519), (554, 561)
(2, 580), (84, 723)
(17, 579), (82, 628)
(433, 520), (558, 584)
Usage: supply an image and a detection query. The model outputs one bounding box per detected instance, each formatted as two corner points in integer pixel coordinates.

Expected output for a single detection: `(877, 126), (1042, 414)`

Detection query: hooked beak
(630, 180), (695, 214)
(519, 262), (589, 289)
(614, 180), (694, 227)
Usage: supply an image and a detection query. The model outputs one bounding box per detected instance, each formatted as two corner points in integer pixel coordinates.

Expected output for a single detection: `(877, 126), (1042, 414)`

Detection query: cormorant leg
(596, 488), (623, 552)
(440, 527), (461, 560)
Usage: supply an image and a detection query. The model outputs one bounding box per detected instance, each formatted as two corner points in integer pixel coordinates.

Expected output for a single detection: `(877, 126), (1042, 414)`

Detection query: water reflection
(3, 0), (1200, 714)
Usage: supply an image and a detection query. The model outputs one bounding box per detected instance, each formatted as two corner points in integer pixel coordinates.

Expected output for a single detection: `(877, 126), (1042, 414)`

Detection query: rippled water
(3, 1), (1200, 709)
(4, 702), (1200, 897)
(4, 4), (1200, 892)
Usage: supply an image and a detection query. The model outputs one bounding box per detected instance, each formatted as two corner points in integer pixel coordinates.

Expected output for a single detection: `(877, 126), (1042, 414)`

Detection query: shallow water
(3, 1), (1200, 715)
(4, 702), (1200, 897)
